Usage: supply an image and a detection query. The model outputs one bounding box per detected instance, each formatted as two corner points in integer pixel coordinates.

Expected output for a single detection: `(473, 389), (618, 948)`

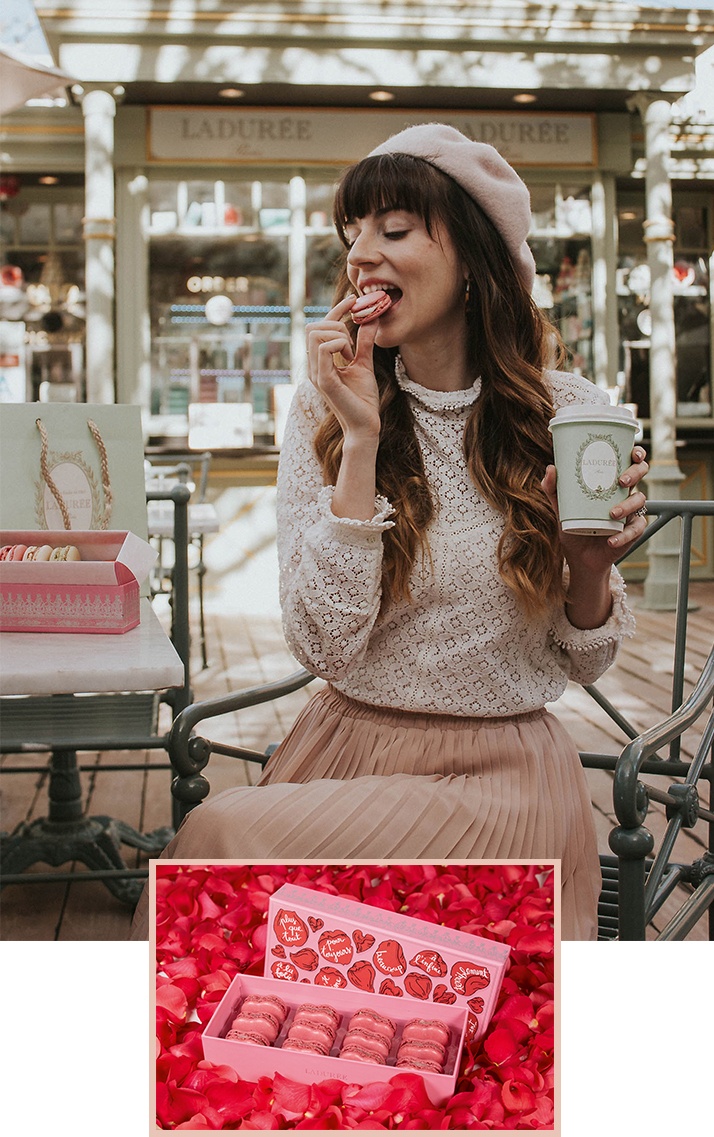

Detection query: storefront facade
(1, 2), (713, 570)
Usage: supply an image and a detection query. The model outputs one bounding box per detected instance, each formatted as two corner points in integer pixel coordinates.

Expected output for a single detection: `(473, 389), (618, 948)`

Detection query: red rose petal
(272, 1072), (312, 1115)
(502, 1078), (536, 1112)
(155, 983), (188, 1022)
(484, 1027), (521, 1066)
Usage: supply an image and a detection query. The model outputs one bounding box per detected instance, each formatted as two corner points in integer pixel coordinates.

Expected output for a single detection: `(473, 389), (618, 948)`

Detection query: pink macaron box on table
(264, 883), (511, 1045)
(201, 973), (468, 1106)
(0, 529), (157, 634)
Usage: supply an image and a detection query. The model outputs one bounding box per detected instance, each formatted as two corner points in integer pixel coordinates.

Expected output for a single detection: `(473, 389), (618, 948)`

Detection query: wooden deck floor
(1, 572), (712, 942)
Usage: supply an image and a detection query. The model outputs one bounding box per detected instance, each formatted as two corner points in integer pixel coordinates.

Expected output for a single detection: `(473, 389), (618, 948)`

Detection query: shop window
(148, 176), (298, 445)
(0, 181), (85, 403)
(306, 182), (337, 231)
(528, 183), (593, 377)
(19, 203), (51, 245)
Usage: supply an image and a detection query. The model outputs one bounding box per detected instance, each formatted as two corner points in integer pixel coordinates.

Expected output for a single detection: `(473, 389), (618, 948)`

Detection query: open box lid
(265, 883), (511, 1043)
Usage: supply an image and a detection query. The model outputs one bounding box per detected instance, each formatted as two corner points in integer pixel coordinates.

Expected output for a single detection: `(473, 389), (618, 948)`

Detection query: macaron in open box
(202, 973), (469, 1106)
(0, 529), (157, 633)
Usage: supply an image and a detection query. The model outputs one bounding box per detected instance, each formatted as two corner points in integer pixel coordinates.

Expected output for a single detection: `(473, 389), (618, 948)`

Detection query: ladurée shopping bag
(0, 403), (148, 539)
(0, 403), (150, 596)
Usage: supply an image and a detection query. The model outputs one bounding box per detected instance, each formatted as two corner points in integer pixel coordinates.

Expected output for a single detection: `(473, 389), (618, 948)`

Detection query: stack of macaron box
(202, 884), (511, 1104)
(0, 530), (156, 633)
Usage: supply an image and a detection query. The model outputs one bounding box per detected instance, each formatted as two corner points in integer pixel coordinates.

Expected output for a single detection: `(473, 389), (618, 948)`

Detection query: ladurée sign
(148, 108), (596, 166)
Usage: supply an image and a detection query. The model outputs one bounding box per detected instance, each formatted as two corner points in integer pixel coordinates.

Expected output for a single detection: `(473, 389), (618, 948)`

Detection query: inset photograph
(152, 860), (558, 1131)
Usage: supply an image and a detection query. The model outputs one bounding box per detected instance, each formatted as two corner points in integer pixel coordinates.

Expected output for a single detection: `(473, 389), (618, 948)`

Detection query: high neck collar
(394, 355), (481, 411)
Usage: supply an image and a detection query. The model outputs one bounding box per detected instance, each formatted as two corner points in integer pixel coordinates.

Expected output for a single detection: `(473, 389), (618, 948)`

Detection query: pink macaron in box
(0, 529), (157, 633)
(264, 883), (511, 1044)
(201, 972), (468, 1106)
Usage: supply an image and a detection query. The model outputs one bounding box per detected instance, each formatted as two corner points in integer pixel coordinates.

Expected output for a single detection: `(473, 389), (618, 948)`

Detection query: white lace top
(276, 362), (636, 716)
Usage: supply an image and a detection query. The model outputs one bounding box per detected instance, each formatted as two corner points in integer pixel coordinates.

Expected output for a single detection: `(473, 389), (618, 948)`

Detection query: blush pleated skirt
(130, 685), (601, 941)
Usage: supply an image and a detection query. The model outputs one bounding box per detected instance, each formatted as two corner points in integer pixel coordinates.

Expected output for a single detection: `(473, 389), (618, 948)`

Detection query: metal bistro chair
(0, 481), (192, 907)
(146, 451), (213, 669)
(165, 501), (714, 941)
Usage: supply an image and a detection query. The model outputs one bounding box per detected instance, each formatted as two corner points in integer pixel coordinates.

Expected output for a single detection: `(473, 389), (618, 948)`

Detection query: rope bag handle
(35, 416), (114, 530)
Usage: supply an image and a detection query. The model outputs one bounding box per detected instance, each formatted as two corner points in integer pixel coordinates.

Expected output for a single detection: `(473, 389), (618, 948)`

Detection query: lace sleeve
(276, 382), (395, 679)
(549, 565), (636, 685)
(544, 369), (612, 409)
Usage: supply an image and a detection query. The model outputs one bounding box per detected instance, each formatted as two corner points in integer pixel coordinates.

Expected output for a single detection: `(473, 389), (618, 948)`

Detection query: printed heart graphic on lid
(353, 929), (376, 953)
(433, 983), (457, 1005)
(410, 949), (447, 977)
(318, 929), (353, 966)
(290, 948), (319, 971)
(378, 978), (403, 997)
(314, 966), (347, 988)
(450, 961), (491, 995)
(347, 960), (375, 992)
(404, 972), (432, 1000)
(373, 939), (406, 976)
(273, 909), (309, 948)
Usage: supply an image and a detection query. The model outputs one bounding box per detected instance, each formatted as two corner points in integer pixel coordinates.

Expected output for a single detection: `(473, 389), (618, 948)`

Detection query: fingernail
(611, 506), (623, 518)
(620, 475), (631, 485)
(608, 536), (619, 547)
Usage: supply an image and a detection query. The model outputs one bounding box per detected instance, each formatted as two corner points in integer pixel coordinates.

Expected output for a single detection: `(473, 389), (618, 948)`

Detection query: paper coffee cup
(548, 404), (639, 535)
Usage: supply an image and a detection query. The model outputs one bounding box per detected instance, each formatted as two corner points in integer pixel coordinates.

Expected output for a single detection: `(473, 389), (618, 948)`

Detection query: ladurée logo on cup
(548, 403), (638, 536)
(576, 435), (621, 498)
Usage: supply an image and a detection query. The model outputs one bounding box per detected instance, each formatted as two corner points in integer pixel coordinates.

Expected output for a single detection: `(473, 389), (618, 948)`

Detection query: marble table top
(0, 599), (184, 696)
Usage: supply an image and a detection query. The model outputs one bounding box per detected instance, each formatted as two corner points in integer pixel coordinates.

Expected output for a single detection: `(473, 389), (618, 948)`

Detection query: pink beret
(369, 123), (536, 291)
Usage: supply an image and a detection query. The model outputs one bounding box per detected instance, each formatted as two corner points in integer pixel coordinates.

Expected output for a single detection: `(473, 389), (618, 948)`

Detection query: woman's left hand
(541, 444), (650, 571)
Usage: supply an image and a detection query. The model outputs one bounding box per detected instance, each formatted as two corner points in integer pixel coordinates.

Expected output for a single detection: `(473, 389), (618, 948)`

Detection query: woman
(132, 124), (648, 940)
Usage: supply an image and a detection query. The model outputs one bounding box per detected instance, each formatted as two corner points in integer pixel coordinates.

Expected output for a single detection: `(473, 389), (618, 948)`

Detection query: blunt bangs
(333, 153), (450, 245)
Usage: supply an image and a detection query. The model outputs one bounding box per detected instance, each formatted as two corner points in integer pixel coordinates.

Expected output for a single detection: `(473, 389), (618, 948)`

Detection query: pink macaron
(241, 994), (289, 1024)
(348, 1009), (396, 1041)
(351, 289), (393, 324)
(287, 1019), (334, 1048)
(282, 1037), (329, 1056)
(225, 1029), (269, 1046)
(339, 1045), (381, 1065)
(401, 1019), (451, 1047)
(397, 1039), (446, 1067)
(396, 1055), (443, 1074)
(341, 1028), (390, 1061)
(294, 1004), (341, 1033)
(1, 543), (28, 561)
(229, 1011), (280, 1042)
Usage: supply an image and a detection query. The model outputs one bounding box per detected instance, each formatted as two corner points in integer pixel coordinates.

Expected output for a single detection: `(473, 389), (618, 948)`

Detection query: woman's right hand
(306, 296), (381, 443)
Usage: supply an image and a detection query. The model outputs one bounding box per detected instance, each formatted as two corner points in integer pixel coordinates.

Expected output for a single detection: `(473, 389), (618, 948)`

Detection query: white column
(115, 171), (150, 410)
(288, 175), (307, 387)
(629, 93), (684, 610)
(590, 174), (619, 391)
(81, 88), (116, 404)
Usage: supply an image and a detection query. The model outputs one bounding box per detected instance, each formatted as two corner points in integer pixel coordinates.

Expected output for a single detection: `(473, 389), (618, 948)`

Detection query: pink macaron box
(0, 529), (157, 634)
(201, 972), (468, 1106)
(264, 883), (511, 1045)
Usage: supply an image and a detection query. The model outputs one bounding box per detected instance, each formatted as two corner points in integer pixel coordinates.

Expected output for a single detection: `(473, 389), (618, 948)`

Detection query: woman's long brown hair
(314, 152), (566, 614)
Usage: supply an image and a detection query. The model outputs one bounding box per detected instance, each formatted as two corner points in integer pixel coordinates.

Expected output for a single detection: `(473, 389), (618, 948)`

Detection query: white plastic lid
(548, 403), (638, 427)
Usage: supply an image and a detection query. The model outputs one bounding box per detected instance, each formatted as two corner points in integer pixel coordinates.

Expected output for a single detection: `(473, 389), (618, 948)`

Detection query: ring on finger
(633, 506), (648, 518)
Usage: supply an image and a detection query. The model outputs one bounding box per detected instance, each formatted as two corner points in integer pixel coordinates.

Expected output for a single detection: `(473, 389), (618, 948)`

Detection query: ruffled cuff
(550, 565), (636, 651)
(318, 485), (396, 545)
